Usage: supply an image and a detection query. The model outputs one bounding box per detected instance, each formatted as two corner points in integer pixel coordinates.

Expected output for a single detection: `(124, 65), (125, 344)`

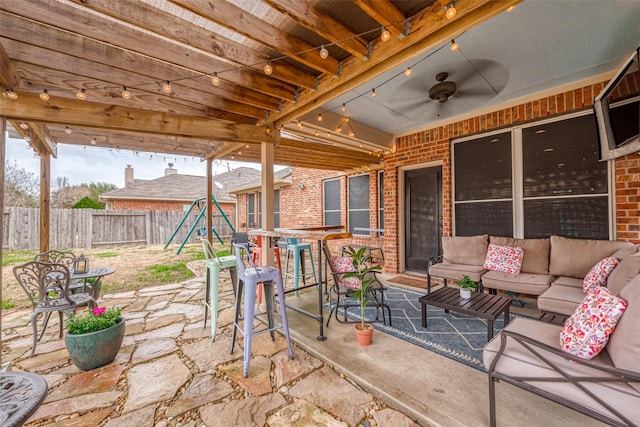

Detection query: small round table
(70, 267), (116, 299)
(0, 372), (48, 427)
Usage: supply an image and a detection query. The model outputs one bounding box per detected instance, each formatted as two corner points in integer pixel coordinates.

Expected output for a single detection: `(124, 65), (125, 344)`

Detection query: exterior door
(405, 166), (442, 272)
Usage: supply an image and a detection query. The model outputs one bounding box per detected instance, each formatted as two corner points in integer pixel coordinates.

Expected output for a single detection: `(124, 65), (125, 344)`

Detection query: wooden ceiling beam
(173, 0), (339, 75)
(353, 0), (406, 36)
(66, 0), (316, 90)
(0, 3), (298, 100)
(264, 0), (369, 58)
(0, 39), (19, 89)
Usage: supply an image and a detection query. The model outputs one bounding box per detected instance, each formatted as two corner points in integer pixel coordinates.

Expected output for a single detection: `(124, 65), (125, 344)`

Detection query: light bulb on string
(90, 138), (97, 145)
(264, 61), (273, 75)
(211, 73), (221, 86)
(39, 89), (49, 101)
(450, 39), (459, 51)
(76, 89), (86, 100)
(349, 131), (355, 137)
(319, 45), (329, 59)
(317, 113), (323, 122)
(380, 26), (391, 42)
(6, 88), (18, 99)
(341, 103), (346, 112)
(19, 122), (29, 130)
(371, 88), (377, 97)
(162, 81), (172, 93)
(444, 2), (457, 19)
(121, 86), (131, 99)
(297, 120), (303, 128)
(404, 67), (412, 77)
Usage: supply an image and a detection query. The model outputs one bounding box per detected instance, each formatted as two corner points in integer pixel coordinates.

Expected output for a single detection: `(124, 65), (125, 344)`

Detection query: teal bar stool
(283, 238), (317, 296)
(201, 239), (237, 342)
(230, 242), (294, 377)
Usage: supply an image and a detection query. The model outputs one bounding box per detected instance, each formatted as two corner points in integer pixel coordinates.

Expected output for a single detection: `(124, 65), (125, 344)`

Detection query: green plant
(343, 246), (381, 330)
(2, 299), (16, 310)
(457, 275), (478, 291)
(67, 307), (121, 335)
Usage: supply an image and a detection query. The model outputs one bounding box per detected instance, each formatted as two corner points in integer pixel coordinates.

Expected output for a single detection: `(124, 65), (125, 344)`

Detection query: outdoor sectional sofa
(427, 234), (639, 316)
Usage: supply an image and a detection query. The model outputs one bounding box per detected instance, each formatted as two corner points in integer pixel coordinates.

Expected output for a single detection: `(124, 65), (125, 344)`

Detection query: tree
(87, 182), (117, 205)
(3, 160), (39, 207)
(72, 196), (102, 209)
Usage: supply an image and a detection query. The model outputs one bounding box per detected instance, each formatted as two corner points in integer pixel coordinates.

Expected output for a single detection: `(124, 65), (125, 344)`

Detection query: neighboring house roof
(100, 167), (261, 203)
(228, 167), (293, 194)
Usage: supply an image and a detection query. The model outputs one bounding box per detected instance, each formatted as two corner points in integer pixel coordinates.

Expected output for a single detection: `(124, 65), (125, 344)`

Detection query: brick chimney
(165, 162), (177, 176)
(124, 164), (134, 187)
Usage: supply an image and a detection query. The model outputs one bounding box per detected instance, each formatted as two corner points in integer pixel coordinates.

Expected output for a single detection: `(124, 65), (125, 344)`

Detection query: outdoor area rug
(326, 285), (529, 371)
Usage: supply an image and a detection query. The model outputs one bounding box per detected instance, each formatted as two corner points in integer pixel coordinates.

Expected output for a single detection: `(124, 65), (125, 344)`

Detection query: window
(453, 113), (610, 239)
(274, 189), (280, 228)
(378, 171), (384, 232)
(348, 174), (370, 232)
(323, 178), (341, 226)
(247, 193), (256, 228)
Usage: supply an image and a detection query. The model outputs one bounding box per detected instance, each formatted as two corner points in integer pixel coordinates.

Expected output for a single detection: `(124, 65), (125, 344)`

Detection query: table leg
(421, 303), (427, 328)
(504, 306), (510, 327)
(488, 319), (494, 341)
(316, 240), (326, 341)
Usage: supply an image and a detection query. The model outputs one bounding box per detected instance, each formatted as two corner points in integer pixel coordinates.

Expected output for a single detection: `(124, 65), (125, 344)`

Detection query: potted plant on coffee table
(457, 275), (478, 299)
(65, 306), (125, 371)
(343, 246), (382, 346)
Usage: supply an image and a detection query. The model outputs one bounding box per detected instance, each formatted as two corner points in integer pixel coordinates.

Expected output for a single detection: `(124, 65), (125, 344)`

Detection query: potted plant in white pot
(457, 275), (477, 299)
(343, 246), (381, 346)
(65, 306), (125, 371)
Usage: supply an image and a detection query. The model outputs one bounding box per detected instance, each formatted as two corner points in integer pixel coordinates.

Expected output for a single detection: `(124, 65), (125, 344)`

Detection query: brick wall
(616, 155), (640, 241)
(110, 199), (235, 218)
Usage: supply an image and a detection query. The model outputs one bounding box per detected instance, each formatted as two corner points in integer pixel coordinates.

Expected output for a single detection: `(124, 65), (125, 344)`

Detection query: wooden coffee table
(419, 287), (511, 341)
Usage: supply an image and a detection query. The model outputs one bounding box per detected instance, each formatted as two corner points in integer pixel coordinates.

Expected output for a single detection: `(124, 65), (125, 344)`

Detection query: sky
(5, 134), (270, 188)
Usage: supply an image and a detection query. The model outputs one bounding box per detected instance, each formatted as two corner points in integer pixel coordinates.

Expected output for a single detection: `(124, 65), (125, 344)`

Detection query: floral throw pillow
(482, 244), (524, 275)
(330, 256), (360, 289)
(583, 256), (618, 293)
(560, 286), (627, 360)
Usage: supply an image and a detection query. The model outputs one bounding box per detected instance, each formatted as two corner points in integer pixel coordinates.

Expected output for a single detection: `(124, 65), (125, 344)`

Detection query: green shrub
(72, 197), (103, 209)
(2, 299), (16, 310)
(67, 307), (121, 335)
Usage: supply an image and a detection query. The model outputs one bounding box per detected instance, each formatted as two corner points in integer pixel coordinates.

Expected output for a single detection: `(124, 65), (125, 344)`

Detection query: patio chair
(230, 242), (294, 377)
(323, 236), (392, 327)
(13, 261), (96, 358)
(201, 239), (237, 341)
(34, 250), (88, 295)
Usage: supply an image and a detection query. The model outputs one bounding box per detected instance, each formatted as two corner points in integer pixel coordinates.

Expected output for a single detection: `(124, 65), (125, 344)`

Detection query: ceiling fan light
(76, 88), (86, 100)
(319, 45), (329, 59)
(380, 26), (391, 42)
(39, 89), (49, 101)
(211, 73), (221, 86)
(445, 3), (457, 19)
(450, 39), (459, 51)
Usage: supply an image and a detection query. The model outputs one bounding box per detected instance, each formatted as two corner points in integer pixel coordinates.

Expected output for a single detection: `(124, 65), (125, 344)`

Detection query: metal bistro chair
(230, 242), (294, 377)
(13, 261), (96, 358)
(323, 235), (392, 327)
(34, 250), (89, 295)
(201, 239), (237, 342)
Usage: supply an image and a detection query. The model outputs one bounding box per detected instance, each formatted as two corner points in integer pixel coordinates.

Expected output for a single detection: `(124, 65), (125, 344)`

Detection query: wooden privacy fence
(2, 207), (235, 250)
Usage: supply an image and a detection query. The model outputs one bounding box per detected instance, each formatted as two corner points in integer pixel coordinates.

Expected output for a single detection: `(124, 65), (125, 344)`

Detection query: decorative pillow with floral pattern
(560, 286), (627, 360)
(330, 256), (360, 289)
(482, 244), (524, 275)
(582, 256), (619, 293)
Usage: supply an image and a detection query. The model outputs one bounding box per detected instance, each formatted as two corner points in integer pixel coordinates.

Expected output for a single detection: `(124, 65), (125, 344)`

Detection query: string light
(64, 126), (72, 134)
(371, 88), (377, 97)
(264, 61), (273, 75)
(444, 2), (457, 19)
(121, 86), (131, 99)
(450, 39), (459, 51)
(90, 138), (97, 145)
(162, 80), (172, 93)
(507, 5), (516, 12)
(319, 45), (329, 59)
(380, 26), (391, 42)
(76, 89), (86, 100)
(404, 67), (412, 77)
(6, 88), (18, 99)
(19, 122), (29, 129)
(297, 120), (303, 128)
(317, 113), (323, 122)
(39, 89), (49, 101)
(341, 103), (346, 112)
(211, 72), (221, 86)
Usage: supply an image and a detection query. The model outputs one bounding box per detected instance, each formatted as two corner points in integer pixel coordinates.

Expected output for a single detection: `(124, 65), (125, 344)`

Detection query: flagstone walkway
(1, 271), (420, 427)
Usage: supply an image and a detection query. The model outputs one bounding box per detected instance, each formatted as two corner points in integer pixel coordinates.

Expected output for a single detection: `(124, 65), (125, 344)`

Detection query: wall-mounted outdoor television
(594, 47), (639, 161)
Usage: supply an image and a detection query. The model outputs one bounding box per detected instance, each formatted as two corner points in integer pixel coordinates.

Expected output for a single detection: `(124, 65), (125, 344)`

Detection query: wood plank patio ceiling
(0, 0), (519, 171)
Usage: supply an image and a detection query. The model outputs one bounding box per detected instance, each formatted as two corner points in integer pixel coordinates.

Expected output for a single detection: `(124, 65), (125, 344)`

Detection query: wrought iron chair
(201, 239), (237, 341)
(230, 242), (294, 377)
(323, 236), (392, 327)
(13, 261), (96, 358)
(34, 250), (89, 295)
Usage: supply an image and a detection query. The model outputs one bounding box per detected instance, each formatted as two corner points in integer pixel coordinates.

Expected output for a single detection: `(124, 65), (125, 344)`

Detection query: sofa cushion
(490, 236), (550, 274)
(484, 318), (639, 424)
(560, 287), (627, 360)
(607, 274), (640, 392)
(612, 244), (640, 260)
(442, 234), (488, 266)
(481, 270), (553, 295)
(583, 257), (618, 293)
(537, 285), (585, 316)
(549, 235), (632, 279)
(552, 276), (583, 288)
(428, 263), (485, 284)
(607, 253), (640, 296)
(483, 244), (524, 274)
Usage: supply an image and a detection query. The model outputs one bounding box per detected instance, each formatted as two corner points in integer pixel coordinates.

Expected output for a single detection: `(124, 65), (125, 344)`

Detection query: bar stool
(230, 242), (294, 377)
(201, 239), (237, 342)
(284, 238), (317, 296)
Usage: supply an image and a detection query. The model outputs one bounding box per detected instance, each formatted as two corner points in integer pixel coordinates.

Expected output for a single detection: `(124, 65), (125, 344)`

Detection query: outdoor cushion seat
(536, 284), (585, 316)
(480, 271), (553, 296)
(427, 262), (486, 284)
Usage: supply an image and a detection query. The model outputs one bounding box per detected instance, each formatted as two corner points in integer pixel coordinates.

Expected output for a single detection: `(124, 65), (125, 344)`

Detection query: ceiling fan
(428, 72), (457, 103)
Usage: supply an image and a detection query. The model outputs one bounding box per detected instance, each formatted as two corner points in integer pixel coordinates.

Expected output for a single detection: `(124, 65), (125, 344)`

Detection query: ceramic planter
(460, 288), (472, 299)
(355, 323), (373, 346)
(65, 317), (125, 371)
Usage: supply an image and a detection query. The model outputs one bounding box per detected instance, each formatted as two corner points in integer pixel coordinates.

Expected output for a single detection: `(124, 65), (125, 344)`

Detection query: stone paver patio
(1, 271), (420, 427)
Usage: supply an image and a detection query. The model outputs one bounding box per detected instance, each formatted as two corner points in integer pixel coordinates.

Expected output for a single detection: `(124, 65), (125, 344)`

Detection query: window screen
(323, 178), (341, 226)
(274, 189), (280, 228)
(348, 174), (370, 232)
(378, 171), (384, 232)
(247, 193), (256, 228)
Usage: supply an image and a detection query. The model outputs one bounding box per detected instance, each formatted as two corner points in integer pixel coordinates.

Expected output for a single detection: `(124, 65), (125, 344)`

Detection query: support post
(261, 142), (274, 266)
(206, 158), (213, 247)
(0, 117), (5, 367)
(39, 152), (50, 253)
